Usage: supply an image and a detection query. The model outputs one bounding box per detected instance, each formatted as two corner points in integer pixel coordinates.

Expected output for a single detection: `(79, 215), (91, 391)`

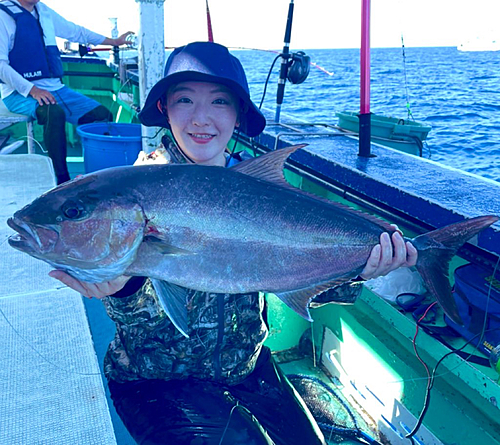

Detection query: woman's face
(165, 81), (240, 166)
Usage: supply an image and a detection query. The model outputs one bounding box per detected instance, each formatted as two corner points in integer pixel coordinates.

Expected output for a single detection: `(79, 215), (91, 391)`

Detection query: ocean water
(233, 47), (500, 183)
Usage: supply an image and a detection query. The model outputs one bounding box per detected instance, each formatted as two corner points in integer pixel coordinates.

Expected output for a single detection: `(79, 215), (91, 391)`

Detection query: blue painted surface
(256, 119), (500, 258)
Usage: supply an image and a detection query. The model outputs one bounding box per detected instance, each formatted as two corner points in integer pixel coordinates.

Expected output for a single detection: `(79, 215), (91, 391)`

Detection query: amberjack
(8, 145), (498, 336)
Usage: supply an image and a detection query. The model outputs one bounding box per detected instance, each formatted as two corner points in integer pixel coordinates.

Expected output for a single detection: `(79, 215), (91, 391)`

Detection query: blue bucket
(76, 123), (142, 173)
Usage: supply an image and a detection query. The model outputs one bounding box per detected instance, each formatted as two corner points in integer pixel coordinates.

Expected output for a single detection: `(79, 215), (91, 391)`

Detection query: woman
(50, 42), (417, 445)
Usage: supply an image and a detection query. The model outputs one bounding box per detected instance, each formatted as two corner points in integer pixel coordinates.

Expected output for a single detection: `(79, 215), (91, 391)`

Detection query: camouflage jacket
(103, 139), (363, 385)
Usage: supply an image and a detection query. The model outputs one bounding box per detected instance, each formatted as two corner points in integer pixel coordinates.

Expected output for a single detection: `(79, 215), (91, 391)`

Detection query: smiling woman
(164, 82), (240, 165)
(33, 40), (418, 445)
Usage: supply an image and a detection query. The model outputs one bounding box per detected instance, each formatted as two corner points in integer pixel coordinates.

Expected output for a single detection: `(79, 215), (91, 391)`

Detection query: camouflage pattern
(103, 280), (267, 384)
(102, 140), (362, 384)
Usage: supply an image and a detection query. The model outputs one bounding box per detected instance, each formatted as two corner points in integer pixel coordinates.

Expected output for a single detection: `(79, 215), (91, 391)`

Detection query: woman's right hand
(49, 270), (131, 299)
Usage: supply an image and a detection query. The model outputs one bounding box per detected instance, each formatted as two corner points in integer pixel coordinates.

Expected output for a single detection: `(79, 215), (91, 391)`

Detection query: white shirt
(0, 0), (106, 99)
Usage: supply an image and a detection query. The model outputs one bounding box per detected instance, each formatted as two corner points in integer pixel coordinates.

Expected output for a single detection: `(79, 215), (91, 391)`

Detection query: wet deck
(0, 154), (117, 444)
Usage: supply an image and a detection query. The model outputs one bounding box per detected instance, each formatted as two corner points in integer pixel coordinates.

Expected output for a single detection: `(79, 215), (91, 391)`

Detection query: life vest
(0, 0), (63, 81)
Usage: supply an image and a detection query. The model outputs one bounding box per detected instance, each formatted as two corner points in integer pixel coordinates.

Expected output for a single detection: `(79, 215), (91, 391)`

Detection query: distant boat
(457, 37), (500, 52)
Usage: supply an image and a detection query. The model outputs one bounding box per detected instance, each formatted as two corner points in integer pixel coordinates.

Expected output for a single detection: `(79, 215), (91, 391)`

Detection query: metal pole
(275, 0), (294, 123)
(359, 0), (373, 157)
(109, 18), (120, 65)
(136, 0), (166, 153)
(206, 0), (214, 42)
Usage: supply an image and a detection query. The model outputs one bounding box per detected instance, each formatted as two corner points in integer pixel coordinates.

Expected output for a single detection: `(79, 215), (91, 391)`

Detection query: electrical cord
(406, 257), (500, 440)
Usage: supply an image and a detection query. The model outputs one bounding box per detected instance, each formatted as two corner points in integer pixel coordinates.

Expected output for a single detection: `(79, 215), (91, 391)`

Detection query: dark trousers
(108, 348), (325, 445)
(35, 104), (112, 185)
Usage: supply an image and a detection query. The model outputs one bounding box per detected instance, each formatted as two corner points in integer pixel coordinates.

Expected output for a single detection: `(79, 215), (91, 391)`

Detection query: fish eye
(61, 200), (85, 220)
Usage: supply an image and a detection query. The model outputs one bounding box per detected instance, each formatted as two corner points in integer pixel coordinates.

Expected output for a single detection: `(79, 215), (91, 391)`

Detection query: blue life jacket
(0, 0), (63, 81)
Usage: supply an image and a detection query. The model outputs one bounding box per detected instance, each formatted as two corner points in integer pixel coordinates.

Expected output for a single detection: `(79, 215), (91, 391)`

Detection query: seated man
(0, 0), (132, 184)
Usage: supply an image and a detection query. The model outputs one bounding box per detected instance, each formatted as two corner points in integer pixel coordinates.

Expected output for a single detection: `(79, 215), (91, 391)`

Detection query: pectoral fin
(144, 235), (193, 256)
(151, 278), (189, 337)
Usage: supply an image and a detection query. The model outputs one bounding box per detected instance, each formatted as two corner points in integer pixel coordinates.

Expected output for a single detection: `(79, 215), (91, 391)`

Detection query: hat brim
(138, 71), (266, 137)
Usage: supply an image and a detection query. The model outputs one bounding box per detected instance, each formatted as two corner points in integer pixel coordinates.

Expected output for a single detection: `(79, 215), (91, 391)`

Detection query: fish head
(7, 174), (146, 282)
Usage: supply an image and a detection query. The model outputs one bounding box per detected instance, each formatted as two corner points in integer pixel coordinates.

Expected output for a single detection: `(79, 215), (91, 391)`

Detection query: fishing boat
(335, 111), (431, 156)
(1, 1), (500, 444)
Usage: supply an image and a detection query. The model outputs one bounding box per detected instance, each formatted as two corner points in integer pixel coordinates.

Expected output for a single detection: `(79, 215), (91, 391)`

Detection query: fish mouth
(7, 217), (57, 255)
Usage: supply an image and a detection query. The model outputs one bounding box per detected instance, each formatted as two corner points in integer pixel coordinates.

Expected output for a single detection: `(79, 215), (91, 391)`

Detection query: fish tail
(411, 215), (499, 325)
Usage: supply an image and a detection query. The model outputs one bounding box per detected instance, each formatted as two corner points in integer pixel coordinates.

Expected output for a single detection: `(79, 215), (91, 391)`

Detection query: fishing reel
(285, 51), (310, 85)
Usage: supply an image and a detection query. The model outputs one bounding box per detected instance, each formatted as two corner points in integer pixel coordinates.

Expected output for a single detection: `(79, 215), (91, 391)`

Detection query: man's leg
(77, 105), (113, 125)
(51, 86), (110, 125)
(35, 104), (70, 185)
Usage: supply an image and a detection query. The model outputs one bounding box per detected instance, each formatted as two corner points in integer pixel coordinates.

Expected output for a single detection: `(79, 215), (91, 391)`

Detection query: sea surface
(231, 46), (500, 183)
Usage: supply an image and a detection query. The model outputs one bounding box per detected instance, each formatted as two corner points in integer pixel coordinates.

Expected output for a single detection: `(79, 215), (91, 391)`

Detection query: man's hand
(104, 31), (135, 47)
(29, 86), (56, 106)
(360, 231), (418, 280)
(49, 270), (131, 299)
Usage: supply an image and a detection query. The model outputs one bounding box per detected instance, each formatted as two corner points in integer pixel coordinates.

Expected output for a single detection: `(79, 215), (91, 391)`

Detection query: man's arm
(101, 32), (134, 47)
(47, 6), (132, 47)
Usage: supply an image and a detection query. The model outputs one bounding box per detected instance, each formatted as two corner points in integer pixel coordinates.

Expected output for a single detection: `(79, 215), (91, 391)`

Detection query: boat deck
(0, 154), (117, 444)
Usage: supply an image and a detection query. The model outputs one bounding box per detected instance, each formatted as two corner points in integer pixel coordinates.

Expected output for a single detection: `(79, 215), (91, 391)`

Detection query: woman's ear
(236, 102), (248, 129)
(157, 99), (169, 121)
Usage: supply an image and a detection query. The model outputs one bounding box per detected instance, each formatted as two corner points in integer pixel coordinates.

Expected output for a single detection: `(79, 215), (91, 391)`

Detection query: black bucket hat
(138, 41), (266, 137)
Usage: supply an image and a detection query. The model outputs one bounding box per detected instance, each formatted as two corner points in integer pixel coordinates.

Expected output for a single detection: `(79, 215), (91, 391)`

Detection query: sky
(44, 0), (500, 50)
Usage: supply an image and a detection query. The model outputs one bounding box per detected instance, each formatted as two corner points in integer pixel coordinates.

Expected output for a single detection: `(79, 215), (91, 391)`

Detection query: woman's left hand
(360, 231), (418, 280)
(49, 270), (131, 299)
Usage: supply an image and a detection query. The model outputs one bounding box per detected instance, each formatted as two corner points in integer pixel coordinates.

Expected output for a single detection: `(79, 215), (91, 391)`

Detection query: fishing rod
(274, 0), (312, 123)
(274, 0), (294, 123)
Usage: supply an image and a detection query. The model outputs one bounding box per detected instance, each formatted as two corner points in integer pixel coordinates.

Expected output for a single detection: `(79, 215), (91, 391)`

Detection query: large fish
(7, 145), (498, 336)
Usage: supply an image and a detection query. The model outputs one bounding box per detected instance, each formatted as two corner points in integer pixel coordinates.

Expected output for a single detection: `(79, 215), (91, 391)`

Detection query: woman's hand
(360, 231), (418, 280)
(49, 270), (131, 299)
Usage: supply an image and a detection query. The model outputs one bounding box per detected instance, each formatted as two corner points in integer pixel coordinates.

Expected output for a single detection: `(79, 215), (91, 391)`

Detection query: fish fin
(232, 145), (395, 233)
(272, 279), (349, 321)
(150, 278), (189, 337)
(230, 144), (307, 185)
(412, 215), (499, 325)
(143, 235), (193, 255)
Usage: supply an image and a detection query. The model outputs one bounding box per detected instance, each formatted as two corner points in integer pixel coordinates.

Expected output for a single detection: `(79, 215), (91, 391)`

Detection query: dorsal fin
(232, 144), (395, 233)
(230, 144), (307, 185)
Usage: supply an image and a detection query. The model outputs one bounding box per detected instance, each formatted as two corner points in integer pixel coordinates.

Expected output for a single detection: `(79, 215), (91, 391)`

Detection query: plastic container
(336, 111), (432, 142)
(76, 123), (142, 173)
